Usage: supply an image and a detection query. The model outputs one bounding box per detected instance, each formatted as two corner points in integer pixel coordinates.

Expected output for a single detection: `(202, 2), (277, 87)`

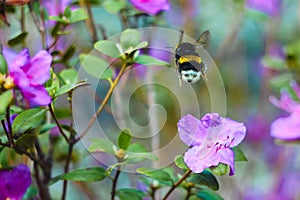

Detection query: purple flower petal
(270, 111), (300, 140)
(184, 145), (220, 173)
(218, 148), (235, 176)
(9, 48), (30, 73)
(22, 85), (52, 106)
(0, 164), (31, 199)
(129, 0), (170, 15)
(178, 113), (246, 175)
(5, 48), (52, 107)
(178, 114), (207, 146)
(25, 50), (52, 85)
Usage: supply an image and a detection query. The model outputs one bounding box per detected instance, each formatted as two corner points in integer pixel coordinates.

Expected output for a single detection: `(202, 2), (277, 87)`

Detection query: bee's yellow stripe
(178, 55), (202, 64)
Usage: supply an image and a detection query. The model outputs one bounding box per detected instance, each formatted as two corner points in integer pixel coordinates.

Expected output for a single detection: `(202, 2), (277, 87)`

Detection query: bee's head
(175, 42), (196, 56)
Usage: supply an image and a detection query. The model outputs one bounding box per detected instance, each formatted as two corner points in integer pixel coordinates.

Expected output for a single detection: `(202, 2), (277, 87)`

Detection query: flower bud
(115, 149), (125, 159)
(3, 76), (15, 89)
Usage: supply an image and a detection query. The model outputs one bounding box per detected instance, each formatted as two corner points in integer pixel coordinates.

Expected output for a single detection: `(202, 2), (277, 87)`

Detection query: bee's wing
(195, 30), (210, 48)
(177, 30), (184, 47)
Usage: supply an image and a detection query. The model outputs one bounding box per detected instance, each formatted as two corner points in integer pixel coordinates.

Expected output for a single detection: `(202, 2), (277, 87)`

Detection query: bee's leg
(175, 62), (182, 87)
(201, 64), (208, 81)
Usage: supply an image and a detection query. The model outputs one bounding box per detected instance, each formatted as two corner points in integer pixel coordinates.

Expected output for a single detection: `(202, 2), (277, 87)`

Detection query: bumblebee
(175, 30), (210, 85)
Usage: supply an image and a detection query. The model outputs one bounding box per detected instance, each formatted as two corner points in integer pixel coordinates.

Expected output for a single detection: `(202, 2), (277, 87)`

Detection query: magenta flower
(42, 0), (73, 16)
(178, 113), (246, 175)
(270, 81), (300, 140)
(5, 48), (52, 106)
(129, 0), (170, 15)
(0, 164), (32, 200)
(246, 0), (281, 16)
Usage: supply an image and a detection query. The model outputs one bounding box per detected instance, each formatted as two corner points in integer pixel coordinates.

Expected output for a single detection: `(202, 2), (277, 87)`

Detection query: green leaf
(61, 44), (76, 62)
(135, 55), (170, 66)
(196, 188), (224, 200)
(120, 29), (141, 51)
(103, 0), (126, 13)
(118, 129), (131, 150)
(127, 143), (147, 152)
(45, 68), (60, 98)
(233, 147), (247, 162)
(126, 143), (158, 163)
(23, 185), (38, 200)
(126, 152), (158, 164)
(136, 167), (173, 182)
(88, 138), (115, 155)
(210, 163), (228, 176)
(70, 8), (88, 23)
(15, 134), (35, 152)
(56, 81), (89, 96)
(59, 69), (78, 85)
(12, 108), (46, 134)
(188, 170), (219, 191)
(0, 54), (8, 74)
(134, 41), (148, 50)
(262, 56), (286, 70)
(245, 9), (269, 22)
(49, 167), (106, 185)
(49, 16), (66, 23)
(116, 188), (146, 200)
(63, 6), (72, 18)
(79, 53), (112, 79)
(174, 155), (188, 170)
(0, 90), (13, 115)
(8, 32), (28, 47)
(270, 73), (293, 91)
(94, 40), (120, 58)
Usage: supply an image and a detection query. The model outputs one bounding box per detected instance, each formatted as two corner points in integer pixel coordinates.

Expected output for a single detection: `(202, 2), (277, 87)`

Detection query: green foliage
(116, 188), (146, 200)
(79, 53), (113, 79)
(120, 29), (142, 52)
(135, 55), (170, 67)
(59, 69), (79, 85)
(103, 0), (126, 13)
(12, 108), (46, 134)
(15, 134), (35, 153)
(88, 138), (116, 154)
(49, 8), (88, 24)
(118, 129), (132, 150)
(174, 155), (188, 170)
(210, 164), (228, 176)
(188, 170), (219, 191)
(45, 69), (60, 98)
(196, 187), (224, 200)
(69, 8), (88, 23)
(136, 167), (173, 183)
(233, 146), (247, 162)
(0, 54), (7, 74)
(8, 32), (28, 47)
(50, 167), (106, 185)
(94, 40), (121, 58)
(0, 90), (13, 115)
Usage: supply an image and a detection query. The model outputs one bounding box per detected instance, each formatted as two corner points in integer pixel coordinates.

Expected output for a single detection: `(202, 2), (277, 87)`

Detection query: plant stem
(111, 166), (121, 200)
(48, 104), (69, 142)
(75, 62), (128, 143)
(61, 141), (74, 200)
(5, 106), (14, 146)
(85, 0), (98, 43)
(61, 91), (75, 200)
(162, 169), (192, 200)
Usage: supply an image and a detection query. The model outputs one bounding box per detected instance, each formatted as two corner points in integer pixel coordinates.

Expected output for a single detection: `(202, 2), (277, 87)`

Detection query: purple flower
(271, 111), (300, 140)
(0, 164), (32, 200)
(270, 81), (300, 140)
(5, 48), (52, 106)
(246, 0), (281, 16)
(178, 114), (246, 175)
(129, 0), (170, 15)
(42, 0), (73, 16)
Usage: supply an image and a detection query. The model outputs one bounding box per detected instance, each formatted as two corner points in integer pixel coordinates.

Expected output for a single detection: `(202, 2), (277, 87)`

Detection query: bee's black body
(175, 30), (210, 84)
